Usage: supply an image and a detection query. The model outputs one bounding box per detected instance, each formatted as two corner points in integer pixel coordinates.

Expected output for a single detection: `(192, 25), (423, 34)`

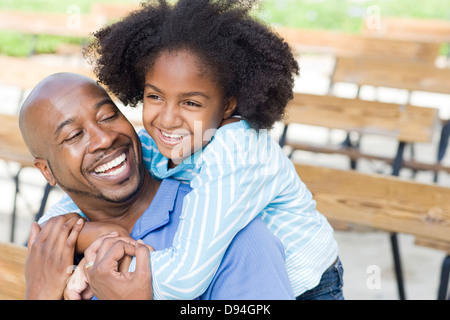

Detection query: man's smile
(94, 152), (127, 177)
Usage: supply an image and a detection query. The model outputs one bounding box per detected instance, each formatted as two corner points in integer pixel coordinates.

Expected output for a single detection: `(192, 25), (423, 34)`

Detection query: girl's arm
(148, 123), (298, 299)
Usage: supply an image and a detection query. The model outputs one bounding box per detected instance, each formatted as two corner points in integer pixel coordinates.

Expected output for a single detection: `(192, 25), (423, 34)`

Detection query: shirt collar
(130, 178), (181, 239)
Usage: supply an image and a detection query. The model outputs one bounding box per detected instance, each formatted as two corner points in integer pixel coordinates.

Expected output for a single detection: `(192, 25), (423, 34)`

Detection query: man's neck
(73, 172), (160, 233)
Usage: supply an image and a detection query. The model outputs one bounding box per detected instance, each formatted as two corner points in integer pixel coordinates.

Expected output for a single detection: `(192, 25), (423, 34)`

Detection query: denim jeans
(296, 257), (344, 300)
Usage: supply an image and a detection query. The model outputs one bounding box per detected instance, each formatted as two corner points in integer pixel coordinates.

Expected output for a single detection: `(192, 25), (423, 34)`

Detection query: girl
(42, 0), (342, 300)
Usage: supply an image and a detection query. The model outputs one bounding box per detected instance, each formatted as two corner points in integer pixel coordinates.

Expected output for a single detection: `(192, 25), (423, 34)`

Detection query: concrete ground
(1, 53), (449, 300)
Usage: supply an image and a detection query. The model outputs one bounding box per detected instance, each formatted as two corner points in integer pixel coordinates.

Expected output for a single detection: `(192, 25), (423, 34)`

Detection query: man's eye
(65, 131), (82, 142)
(100, 111), (118, 122)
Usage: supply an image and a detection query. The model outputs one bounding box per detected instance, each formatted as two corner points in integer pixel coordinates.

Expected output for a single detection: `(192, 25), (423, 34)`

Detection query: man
(20, 72), (294, 300)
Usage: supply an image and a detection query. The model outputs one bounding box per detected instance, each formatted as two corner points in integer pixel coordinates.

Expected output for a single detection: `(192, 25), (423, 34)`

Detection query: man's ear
(222, 97), (237, 120)
(34, 158), (57, 187)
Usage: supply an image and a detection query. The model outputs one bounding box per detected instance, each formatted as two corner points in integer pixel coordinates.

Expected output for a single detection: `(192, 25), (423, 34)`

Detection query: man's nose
(87, 124), (117, 153)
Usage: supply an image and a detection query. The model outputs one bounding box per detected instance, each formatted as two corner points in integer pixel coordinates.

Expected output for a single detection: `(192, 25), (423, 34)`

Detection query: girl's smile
(142, 49), (236, 166)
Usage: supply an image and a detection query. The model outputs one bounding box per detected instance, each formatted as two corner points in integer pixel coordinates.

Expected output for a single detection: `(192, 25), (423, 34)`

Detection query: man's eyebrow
(53, 98), (114, 138)
(94, 98), (115, 109)
(54, 117), (76, 138)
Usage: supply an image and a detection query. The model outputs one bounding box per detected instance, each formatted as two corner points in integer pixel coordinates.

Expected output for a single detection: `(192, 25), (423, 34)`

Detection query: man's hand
(24, 214), (84, 300)
(84, 236), (153, 300)
(64, 232), (119, 300)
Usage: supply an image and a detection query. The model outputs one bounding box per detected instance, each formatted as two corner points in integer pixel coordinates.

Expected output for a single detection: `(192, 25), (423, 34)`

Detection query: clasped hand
(25, 213), (153, 300)
(65, 234), (154, 300)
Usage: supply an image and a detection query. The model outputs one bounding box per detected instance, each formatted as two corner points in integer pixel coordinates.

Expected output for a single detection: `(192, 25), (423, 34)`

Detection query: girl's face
(143, 49), (236, 167)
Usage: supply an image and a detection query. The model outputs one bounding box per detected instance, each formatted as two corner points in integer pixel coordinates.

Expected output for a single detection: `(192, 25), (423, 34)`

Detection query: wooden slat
(332, 56), (450, 94)
(285, 94), (438, 144)
(0, 10), (102, 38)
(363, 17), (450, 43)
(274, 26), (440, 63)
(0, 242), (27, 300)
(90, 3), (139, 21)
(295, 163), (450, 245)
(0, 56), (94, 90)
(0, 114), (34, 167)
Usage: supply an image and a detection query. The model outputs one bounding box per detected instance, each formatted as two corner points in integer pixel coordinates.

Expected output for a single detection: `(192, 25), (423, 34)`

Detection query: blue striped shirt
(40, 120), (338, 299)
(127, 178), (294, 300)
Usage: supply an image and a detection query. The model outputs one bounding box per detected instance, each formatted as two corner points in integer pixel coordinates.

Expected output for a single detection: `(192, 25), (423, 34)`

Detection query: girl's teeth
(162, 131), (183, 140)
(94, 153), (127, 175)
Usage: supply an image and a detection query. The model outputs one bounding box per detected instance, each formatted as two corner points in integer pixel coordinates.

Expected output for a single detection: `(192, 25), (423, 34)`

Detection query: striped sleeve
(38, 194), (84, 224)
(149, 124), (295, 299)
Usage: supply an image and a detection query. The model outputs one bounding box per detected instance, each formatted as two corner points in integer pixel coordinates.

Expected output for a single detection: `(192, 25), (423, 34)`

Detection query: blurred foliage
(0, 0), (449, 57)
(0, 0), (138, 13)
(258, 0), (450, 33)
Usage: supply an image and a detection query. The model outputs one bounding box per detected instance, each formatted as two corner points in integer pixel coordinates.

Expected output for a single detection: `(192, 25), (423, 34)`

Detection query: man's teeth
(161, 131), (184, 140)
(94, 153), (127, 176)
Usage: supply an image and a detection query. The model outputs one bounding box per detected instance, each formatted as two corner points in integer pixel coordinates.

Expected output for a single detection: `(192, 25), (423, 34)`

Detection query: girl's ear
(222, 97), (237, 120)
(34, 158), (57, 187)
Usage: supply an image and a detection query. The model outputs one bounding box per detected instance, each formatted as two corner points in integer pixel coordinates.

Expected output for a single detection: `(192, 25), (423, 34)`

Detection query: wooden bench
(282, 94), (440, 299)
(0, 3), (140, 40)
(0, 9), (102, 38)
(294, 162), (450, 299)
(0, 55), (94, 92)
(0, 242), (27, 300)
(363, 16), (450, 44)
(274, 26), (441, 64)
(330, 56), (450, 179)
(280, 93), (438, 173)
(331, 55), (450, 95)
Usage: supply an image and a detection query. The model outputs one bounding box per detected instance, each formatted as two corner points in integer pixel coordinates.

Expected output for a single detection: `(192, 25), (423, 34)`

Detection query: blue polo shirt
(129, 178), (294, 300)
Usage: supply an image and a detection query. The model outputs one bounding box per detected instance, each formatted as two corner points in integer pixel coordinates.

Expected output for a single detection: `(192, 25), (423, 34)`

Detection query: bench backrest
(274, 26), (440, 63)
(0, 56), (94, 91)
(363, 17), (450, 43)
(294, 162), (450, 251)
(332, 56), (450, 95)
(0, 242), (27, 300)
(285, 93), (438, 144)
(0, 10), (101, 38)
(0, 114), (34, 167)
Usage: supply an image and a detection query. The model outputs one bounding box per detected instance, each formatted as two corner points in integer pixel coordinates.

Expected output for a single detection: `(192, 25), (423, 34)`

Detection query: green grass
(258, 0), (450, 33)
(0, 0), (137, 14)
(1, 0), (449, 57)
(0, 0), (135, 57)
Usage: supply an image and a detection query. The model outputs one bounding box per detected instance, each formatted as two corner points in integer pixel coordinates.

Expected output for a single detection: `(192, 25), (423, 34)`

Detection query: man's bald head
(17, 72), (146, 208)
(19, 73), (104, 158)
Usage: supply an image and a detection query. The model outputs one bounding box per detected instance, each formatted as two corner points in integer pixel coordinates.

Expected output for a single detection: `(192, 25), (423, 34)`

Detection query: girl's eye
(146, 94), (163, 101)
(185, 100), (202, 107)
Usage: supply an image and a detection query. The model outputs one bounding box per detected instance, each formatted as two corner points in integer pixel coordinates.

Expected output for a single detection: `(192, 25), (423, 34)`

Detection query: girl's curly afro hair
(86, 0), (299, 130)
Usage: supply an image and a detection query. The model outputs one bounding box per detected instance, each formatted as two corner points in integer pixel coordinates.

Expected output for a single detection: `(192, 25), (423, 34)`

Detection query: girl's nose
(158, 102), (183, 129)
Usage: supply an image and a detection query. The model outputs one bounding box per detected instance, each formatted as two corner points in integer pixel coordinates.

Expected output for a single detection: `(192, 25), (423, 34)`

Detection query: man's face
(35, 81), (144, 204)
